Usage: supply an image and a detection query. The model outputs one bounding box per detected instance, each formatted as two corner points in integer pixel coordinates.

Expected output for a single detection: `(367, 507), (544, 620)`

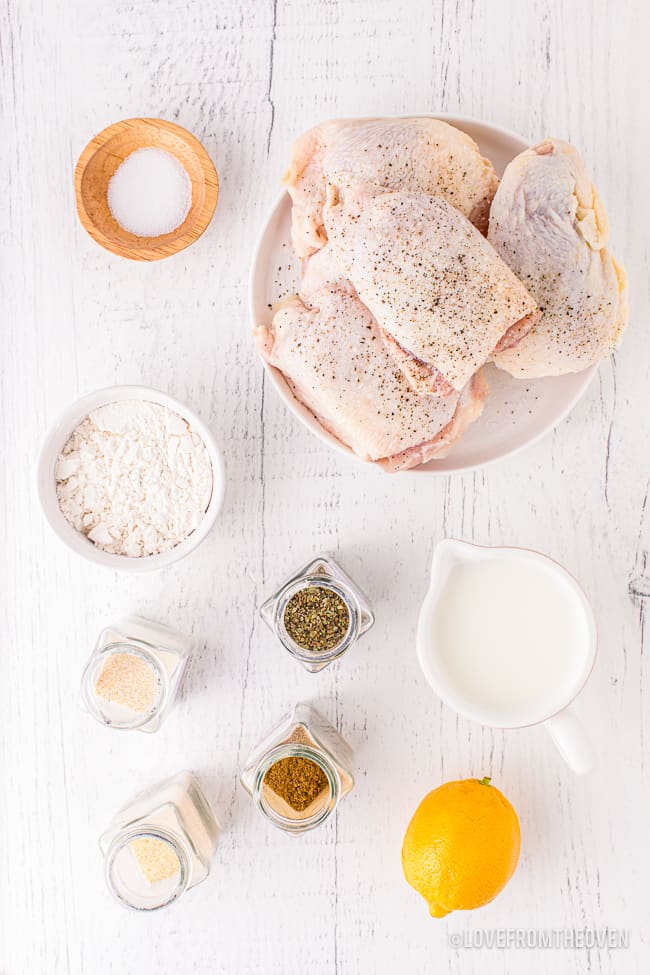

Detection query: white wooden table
(2, 1), (648, 971)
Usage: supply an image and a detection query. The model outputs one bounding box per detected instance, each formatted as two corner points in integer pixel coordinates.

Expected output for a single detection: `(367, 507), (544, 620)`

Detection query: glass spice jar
(80, 616), (194, 733)
(99, 771), (220, 911)
(259, 555), (374, 672)
(240, 703), (355, 834)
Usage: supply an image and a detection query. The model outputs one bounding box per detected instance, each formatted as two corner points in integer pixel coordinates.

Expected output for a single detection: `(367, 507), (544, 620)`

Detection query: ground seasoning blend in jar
(240, 704), (355, 833)
(80, 616), (194, 733)
(260, 555), (374, 672)
(99, 771), (220, 911)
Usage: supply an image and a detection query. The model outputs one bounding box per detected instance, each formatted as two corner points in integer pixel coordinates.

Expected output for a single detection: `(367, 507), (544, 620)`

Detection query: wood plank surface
(1, 0), (648, 971)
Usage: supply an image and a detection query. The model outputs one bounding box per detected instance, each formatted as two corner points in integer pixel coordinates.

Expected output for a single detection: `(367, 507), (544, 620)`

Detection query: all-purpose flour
(55, 400), (213, 557)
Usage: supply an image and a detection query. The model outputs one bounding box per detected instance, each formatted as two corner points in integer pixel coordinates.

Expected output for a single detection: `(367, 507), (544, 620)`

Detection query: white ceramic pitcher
(416, 539), (597, 774)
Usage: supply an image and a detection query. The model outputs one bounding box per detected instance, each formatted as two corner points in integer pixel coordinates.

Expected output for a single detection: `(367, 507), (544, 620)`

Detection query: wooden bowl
(74, 118), (219, 261)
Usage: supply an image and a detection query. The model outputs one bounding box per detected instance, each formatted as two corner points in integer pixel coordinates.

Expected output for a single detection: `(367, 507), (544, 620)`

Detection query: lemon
(401, 777), (520, 917)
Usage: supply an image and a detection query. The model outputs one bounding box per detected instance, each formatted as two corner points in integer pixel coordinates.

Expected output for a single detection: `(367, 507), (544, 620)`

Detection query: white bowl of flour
(38, 386), (225, 571)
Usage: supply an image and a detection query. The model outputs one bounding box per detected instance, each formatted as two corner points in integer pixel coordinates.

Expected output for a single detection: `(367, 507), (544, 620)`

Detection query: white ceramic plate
(249, 115), (597, 474)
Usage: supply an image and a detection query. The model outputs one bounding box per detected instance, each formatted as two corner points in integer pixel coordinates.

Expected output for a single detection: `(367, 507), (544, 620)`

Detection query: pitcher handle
(544, 707), (595, 775)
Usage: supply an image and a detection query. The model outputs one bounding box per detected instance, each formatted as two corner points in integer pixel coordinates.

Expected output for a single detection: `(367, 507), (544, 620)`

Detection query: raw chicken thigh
(255, 247), (487, 472)
(285, 116), (499, 258)
(324, 185), (539, 395)
(257, 119), (630, 472)
(489, 139), (628, 377)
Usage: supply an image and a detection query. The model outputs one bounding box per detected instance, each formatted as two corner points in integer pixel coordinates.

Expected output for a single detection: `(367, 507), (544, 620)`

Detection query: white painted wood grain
(1, 0), (649, 972)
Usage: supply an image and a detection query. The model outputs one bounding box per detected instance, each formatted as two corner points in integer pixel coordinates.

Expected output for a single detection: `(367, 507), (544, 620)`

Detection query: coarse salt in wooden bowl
(74, 117), (219, 261)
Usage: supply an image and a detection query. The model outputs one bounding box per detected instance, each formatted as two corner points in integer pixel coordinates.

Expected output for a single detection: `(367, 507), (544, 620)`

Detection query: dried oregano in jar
(259, 555), (375, 673)
(283, 585), (350, 652)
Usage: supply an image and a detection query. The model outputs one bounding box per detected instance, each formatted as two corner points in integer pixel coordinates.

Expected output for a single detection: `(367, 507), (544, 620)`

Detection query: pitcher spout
(430, 538), (482, 582)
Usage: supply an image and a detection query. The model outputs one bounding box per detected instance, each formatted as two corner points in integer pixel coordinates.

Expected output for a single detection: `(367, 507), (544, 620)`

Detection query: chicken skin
(256, 247), (487, 472)
(285, 116), (499, 258)
(324, 184), (539, 395)
(489, 139), (628, 377)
